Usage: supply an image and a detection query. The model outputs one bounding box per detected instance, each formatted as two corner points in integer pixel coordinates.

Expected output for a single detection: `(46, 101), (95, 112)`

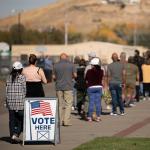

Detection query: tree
(9, 24), (26, 44)
(0, 31), (11, 44)
(44, 27), (64, 44)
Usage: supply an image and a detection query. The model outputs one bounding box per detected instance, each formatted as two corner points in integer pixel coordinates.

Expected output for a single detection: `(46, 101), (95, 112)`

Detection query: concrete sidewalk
(0, 83), (150, 150)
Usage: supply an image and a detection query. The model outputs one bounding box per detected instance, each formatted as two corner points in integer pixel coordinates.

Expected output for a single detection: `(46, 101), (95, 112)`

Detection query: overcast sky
(0, 0), (56, 19)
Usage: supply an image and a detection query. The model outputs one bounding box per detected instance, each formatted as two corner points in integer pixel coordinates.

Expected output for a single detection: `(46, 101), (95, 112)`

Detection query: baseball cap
(90, 57), (101, 66)
(88, 52), (96, 58)
(13, 61), (23, 70)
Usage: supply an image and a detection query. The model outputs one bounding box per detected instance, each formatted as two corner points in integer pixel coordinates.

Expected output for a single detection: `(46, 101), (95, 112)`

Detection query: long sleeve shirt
(6, 74), (26, 110)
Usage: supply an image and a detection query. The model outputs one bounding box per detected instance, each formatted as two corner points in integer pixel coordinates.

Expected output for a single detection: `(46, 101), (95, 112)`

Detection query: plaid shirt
(6, 74), (26, 110)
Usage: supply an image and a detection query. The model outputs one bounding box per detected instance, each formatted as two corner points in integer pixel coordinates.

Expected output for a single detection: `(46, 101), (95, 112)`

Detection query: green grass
(73, 137), (150, 150)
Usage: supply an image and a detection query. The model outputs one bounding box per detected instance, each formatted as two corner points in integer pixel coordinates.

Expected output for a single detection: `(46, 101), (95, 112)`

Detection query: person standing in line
(107, 53), (125, 116)
(84, 52), (96, 76)
(44, 55), (53, 83)
(6, 61), (26, 143)
(120, 52), (127, 103)
(83, 52), (96, 117)
(22, 54), (47, 97)
(142, 57), (150, 100)
(72, 56), (81, 110)
(124, 56), (139, 107)
(85, 57), (104, 122)
(53, 53), (77, 126)
(101, 59), (111, 110)
(133, 49), (144, 101)
(74, 59), (87, 117)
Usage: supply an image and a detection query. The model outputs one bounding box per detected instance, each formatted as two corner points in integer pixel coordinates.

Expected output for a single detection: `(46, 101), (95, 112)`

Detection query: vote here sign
(24, 98), (57, 142)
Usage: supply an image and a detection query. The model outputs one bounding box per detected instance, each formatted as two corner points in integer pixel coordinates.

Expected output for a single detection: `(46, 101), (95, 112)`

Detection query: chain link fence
(0, 54), (74, 80)
(0, 56), (12, 80)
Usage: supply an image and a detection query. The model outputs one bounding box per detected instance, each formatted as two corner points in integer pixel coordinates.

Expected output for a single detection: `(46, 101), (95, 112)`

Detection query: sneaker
(95, 117), (101, 122)
(63, 123), (72, 127)
(120, 112), (126, 116)
(110, 112), (117, 116)
(71, 106), (75, 111)
(146, 97), (150, 101)
(11, 135), (21, 143)
(129, 103), (136, 107)
(87, 117), (92, 122)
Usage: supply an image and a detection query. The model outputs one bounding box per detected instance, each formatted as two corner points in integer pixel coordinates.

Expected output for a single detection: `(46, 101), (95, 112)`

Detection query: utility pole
(64, 21), (68, 45)
(64, 0), (68, 45)
(133, 15), (137, 46)
(12, 9), (23, 44)
(18, 12), (22, 44)
(133, 1), (141, 47)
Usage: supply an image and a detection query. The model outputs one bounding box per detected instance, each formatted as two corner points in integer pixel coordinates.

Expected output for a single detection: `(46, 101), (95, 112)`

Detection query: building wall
(12, 41), (146, 64)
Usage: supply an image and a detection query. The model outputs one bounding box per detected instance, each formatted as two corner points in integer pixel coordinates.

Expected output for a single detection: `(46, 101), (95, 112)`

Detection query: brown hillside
(0, 0), (150, 33)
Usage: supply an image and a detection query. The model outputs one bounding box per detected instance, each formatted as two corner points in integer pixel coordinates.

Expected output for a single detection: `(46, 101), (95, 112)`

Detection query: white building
(101, 0), (140, 4)
(12, 41), (146, 64)
(128, 0), (140, 4)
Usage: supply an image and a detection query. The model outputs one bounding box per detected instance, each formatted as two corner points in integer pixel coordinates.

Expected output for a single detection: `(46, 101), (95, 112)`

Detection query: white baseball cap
(88, 52), (96, 58)
(13, 61), (23, 70)
(90, 57), (101, 66)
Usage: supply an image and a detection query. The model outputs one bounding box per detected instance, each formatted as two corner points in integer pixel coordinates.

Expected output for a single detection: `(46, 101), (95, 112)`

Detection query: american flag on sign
(31, 101), (53, 116)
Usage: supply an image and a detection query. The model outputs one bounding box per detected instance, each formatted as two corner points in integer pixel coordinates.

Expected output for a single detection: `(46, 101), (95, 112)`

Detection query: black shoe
(63, 123), (72, 127)
(11, 139), (19, 144)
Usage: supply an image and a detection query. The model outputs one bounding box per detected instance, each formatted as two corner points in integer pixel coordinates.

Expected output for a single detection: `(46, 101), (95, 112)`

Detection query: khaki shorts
(125, 83), (136, 97)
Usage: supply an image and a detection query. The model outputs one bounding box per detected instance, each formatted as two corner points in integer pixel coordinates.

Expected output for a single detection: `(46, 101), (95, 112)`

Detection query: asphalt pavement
(0, 82), (150, 150)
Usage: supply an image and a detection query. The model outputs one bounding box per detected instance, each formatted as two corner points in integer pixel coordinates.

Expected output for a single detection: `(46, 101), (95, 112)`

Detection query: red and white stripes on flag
(31, 101), (53, 116)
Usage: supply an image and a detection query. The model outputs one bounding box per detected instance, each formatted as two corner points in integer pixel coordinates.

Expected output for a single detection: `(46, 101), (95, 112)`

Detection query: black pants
(135, 85), (140, 102)
(44, 69), (52, 83)
(9, 110), (24, 137)
(26, 81), (45, 97)
(143, 83), (150, 97)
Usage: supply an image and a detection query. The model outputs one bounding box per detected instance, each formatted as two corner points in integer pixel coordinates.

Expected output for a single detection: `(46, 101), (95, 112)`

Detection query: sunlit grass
(73, 137), (150, 150)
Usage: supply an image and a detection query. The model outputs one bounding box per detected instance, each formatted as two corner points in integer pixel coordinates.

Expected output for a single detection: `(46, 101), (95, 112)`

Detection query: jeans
(109, 83), (124, 113)
(87, 87), (102, 118)
(9, 110), (24, 137)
